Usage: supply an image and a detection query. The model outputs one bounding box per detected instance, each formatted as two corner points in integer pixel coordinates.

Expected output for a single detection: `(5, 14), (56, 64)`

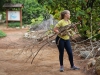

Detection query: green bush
(0, 30), (7, 38)
(8, 22), (20, 28)
(11, 0), (50, 24)
(31, 16), (43, 25)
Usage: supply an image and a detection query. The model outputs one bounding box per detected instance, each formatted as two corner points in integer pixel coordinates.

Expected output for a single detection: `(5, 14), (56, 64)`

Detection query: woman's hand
(53, 27), (60, 34)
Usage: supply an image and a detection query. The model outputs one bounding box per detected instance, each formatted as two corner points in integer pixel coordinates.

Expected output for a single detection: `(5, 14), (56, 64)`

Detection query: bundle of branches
(30, 22), (80, 64)
(58, 22), (80, 36)
(38, 22), (80, 43)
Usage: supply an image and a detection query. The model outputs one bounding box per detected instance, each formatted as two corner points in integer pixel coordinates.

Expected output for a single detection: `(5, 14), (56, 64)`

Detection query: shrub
(0, 30), (7, 38)
(8, 22), (20, 28)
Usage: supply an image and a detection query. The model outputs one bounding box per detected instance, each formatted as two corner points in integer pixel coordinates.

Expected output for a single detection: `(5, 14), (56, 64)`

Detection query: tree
(0, 0), (12, 12)
(38, 0), (100, 40)
(11, 0), (50, 24)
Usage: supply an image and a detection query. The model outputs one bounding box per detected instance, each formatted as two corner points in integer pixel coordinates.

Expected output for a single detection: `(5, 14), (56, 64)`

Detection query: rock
(24, 32), (29, 38)
(16, 27), (20, 29)
(86, 58), (96, 70)
(89, 58), (96, 66)
(30, 16), (58, 31)
(80, 51), (93, 58)
(21, 26), (25, 29)
(95, 56), (100, 75)
(97, 48), (100, 51)
(52, 40), (55, 43)
(31, 36), (36, 39)
(37, 38), (43, 42)
(96, 48), (100, 56)
(90, 58), (96, 66)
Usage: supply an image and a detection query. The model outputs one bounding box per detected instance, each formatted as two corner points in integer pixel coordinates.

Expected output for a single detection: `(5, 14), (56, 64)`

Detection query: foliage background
(38, 0), (100, 40)
(0, 0), (100, 40)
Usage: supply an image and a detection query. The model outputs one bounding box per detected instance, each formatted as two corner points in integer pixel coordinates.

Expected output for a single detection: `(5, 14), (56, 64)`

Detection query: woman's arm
(53, 26), (59, 34)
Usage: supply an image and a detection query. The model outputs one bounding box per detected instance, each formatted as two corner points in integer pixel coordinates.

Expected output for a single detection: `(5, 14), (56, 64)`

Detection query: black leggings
(56, 36), (74, 67)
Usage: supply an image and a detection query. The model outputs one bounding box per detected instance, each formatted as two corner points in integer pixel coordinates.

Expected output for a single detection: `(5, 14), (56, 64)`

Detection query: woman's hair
(60, 10), (70, 19)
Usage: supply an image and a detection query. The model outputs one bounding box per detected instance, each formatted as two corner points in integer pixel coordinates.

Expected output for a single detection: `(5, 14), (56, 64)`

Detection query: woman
(53, 10), (80, 72)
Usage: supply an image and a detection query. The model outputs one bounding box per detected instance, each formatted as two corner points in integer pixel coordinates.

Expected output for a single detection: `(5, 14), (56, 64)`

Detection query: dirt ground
(0, 24), (94, 75)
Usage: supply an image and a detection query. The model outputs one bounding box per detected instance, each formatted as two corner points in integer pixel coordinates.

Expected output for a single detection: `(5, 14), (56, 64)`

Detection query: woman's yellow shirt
(55, 19), (71, 40)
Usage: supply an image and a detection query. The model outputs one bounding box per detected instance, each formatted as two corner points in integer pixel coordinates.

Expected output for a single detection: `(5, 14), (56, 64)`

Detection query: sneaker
(60, 66), (64, 72)
(71, 66), (80, 70)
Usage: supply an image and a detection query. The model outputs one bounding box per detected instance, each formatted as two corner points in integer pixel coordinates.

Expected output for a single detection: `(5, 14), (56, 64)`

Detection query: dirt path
(0, 26), (87, 75)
